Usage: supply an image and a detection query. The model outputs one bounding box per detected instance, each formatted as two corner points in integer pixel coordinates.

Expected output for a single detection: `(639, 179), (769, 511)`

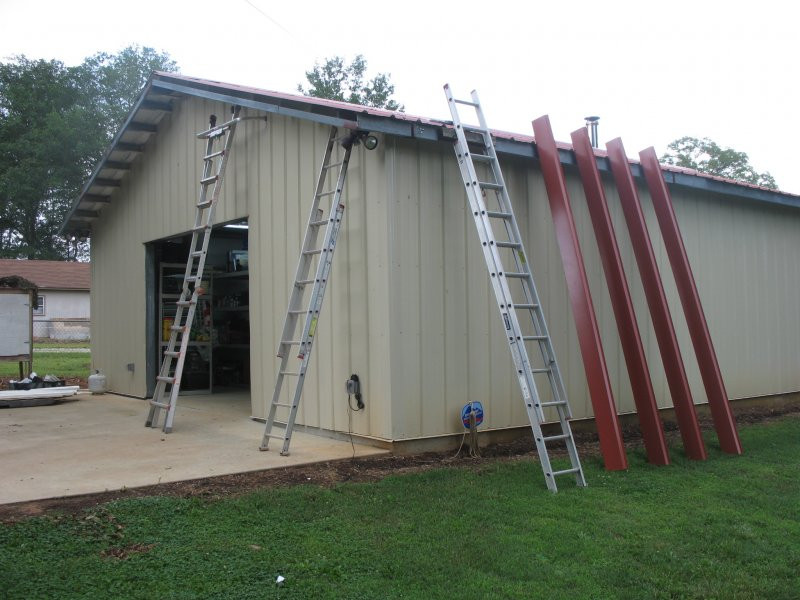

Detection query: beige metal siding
(90, 95), (800, 444)
(91, 96), (393, 439)
(385, 137), (800, 440)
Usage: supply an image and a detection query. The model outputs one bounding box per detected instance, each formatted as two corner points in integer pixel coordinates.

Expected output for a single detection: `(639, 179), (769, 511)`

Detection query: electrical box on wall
(346, 374), (364, 409)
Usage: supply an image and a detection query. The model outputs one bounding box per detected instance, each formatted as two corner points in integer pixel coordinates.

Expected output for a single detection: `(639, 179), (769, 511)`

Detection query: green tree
(298, 55), (403, 111)
(83, 45), (177, 136)
(0, 46), (178, 260)
(660, 136), (777, 190)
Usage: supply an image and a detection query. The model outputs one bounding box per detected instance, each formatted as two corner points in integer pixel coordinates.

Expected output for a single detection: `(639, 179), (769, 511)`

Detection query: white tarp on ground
(0, 386), (79, 407)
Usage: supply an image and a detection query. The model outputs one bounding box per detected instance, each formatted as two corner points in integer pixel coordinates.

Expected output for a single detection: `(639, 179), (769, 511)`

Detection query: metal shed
(61, 72), (800, 451)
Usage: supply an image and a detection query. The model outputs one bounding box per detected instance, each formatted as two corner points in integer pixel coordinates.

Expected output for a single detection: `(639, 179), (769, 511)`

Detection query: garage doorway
(147, 219), (250, 399)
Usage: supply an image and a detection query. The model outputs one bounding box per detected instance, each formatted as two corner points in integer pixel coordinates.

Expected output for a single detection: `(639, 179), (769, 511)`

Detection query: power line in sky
(242, 0), (293, 36)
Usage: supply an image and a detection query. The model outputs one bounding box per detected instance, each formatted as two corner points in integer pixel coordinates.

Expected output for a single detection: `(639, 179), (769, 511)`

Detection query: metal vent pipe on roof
(585, 116), (600, 148)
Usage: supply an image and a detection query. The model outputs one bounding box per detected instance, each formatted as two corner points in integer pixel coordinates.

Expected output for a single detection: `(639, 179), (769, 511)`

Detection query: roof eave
(61, 73), (799, 235)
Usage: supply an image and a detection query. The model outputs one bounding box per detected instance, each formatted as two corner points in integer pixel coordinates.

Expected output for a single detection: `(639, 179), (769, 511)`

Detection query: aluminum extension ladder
(444, 85), (586, 492)
(146, 108), (244, 433)
(260, 127), (356, 454)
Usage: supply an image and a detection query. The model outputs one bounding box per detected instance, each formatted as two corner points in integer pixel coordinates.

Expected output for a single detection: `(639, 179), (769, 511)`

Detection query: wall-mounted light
(340, 131), (379, 150)
(363, 134), (379, 151)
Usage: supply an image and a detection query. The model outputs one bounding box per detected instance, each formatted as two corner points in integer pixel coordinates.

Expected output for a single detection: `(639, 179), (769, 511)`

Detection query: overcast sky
(2, 0), (797, 193)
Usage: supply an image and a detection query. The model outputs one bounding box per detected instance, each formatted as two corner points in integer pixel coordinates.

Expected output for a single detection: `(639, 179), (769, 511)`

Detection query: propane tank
(88, 369), (107, 394)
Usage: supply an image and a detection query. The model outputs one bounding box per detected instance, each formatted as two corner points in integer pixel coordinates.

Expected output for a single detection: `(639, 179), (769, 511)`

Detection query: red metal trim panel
(639, 147), (742, 455)
(532, 116), (627, 471)
(571, 129), (670, 465)
(606, 138), (706, 460)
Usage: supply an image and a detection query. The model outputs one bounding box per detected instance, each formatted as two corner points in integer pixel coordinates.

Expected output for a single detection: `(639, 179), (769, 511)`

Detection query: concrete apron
(0, 391), (386, 505)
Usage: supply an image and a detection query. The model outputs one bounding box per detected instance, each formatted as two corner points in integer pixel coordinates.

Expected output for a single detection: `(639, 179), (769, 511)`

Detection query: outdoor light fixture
(363, 134), (379, 150)
(340, 131), (379, 150)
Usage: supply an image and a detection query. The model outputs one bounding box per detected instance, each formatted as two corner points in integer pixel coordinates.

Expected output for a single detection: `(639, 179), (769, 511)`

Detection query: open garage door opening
(148, 218), (250, 400)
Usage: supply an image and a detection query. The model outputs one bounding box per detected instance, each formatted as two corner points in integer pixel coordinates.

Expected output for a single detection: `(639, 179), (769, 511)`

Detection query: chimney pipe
(584, 116), (600, 148)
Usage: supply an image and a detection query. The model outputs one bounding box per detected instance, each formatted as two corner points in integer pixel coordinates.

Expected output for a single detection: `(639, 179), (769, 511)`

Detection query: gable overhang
(61, 72), (800, 236)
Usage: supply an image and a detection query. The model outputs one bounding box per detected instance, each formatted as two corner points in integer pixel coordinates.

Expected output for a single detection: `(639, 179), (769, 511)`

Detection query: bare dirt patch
(100, 543), (156, 560)
(1, 401), (798, 522)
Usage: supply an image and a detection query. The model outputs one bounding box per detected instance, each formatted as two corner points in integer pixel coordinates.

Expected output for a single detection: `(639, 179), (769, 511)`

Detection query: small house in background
(0, 260), (90, 341)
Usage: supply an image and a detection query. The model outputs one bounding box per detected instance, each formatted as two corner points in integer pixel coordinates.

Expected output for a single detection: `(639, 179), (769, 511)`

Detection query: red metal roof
(158, 72), (793, 199)
(0, 260), (90, 290)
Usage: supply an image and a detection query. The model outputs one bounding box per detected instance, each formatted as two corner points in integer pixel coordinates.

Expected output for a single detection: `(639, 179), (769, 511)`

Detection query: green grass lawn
(33, 339), (90, 349)
(1, 417), (798, 599)
(0, 351), (90, 379)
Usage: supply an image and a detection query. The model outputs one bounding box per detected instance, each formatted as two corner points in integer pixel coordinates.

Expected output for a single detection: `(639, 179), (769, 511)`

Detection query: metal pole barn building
(62, 72), (800, 452)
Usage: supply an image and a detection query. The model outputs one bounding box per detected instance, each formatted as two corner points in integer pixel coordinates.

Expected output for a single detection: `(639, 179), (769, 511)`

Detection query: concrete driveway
(0, 391), (385, 504)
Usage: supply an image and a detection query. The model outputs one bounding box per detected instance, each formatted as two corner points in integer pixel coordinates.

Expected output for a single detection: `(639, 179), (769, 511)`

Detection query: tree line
(0, 46), (177, 261)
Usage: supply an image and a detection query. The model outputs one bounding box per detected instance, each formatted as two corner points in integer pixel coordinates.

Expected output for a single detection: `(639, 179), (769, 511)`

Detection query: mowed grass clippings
(1, 417), (798, 599)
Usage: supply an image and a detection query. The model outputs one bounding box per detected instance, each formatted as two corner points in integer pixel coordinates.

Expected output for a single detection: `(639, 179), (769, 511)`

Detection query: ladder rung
(288, 309), (308, 315)
(540, 400), (567, 408)
(272, 402), (295, 408)
(164, 351), (181, 358)
(280, 340), (302, 345)
(317, 189), (337, 197)
(149, 401), (170, 409)
(200, 175), (219, 186)
(453, 98), (479, 107)
(191, 224), (210, 233)
(204, 149), (225, 160)
(324, 161), (344, 169)
(551, 467), (581, 477)
(485, 211), (512, 220)
(196, 119), (238, 138)
(310, 219), (328, 227)
(264, 433), (288, 441)
(531, 368), (551, 374)
(175, 300), (194, 307)
(303, 248), (323, 256)
(190, 251), (204, 258)
(479, 181), (503, 191)
(197, 200), (213, 209)
(522, 335), (548, 342)
(462, 124), (488, 134)
(505, 272), (528, 279)
(495, 241), (521, 249)
(514, 303), (539, 310)
(470, 153), (492, 162)
(543, 433), (570, 443)
(170, 325), (187, 332)
(296, 279), (315, 286)
(279, 371), (302, 377)
(156, 376), (175, 384)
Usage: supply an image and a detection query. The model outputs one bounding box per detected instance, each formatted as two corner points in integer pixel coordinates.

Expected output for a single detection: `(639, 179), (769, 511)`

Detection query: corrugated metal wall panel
(386, 138), (800, 440)
(91, 97), (393, 439)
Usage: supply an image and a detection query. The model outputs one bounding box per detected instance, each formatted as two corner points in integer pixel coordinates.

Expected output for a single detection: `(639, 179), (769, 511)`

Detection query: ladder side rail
(147, 108), (244, 432)
(261, 128), (351, 453)
(471, 96), (572, 417)
(454, 148), (558, 489)
(449, 117), (552, 443)
(274, 128), (337, 355)
(162, 117), (240, 431)
(446, 85), (585, 490)
(448, 98), (550, 425)
(279, 146), (352, 454)
(295, 144), (351, 361)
